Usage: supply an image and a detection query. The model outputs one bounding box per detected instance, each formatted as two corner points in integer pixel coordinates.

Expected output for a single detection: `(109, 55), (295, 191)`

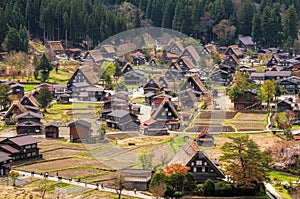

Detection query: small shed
(45, 123), (59, 139)
(68, 120), (92, 142)
(121, 169), (153, 191)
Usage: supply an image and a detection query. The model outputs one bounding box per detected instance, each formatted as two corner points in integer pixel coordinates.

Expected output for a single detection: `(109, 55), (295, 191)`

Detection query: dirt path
(15, 170), (154, 199)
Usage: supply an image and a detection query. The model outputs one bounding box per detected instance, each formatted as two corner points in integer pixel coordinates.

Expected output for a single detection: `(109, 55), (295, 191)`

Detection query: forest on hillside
(0, 0), (299, 52)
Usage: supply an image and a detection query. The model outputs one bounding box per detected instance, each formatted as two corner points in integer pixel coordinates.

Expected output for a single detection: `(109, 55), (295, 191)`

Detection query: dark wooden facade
(0, 135), (40, 161)
(45, 123), (59, 139)
(232, 90), (262, 110)
(168, 139), (225, 183)
(68, 120), (92, 142)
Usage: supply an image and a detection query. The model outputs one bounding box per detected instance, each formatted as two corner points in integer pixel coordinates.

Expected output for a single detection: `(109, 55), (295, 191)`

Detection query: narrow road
(15, 170), (154, 199)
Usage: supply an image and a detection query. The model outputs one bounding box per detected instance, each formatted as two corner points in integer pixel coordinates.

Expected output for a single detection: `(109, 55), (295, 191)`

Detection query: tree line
(0, 0), (128, 52)
(119, 0), (299, 49)
(0, 0), (299, 53)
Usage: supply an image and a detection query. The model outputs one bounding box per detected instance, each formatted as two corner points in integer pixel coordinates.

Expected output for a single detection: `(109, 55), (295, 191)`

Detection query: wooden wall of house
(70, 125), (89, 139)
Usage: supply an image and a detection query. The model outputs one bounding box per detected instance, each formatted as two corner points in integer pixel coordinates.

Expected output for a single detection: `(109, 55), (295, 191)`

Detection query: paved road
(15, 170), (154, 199)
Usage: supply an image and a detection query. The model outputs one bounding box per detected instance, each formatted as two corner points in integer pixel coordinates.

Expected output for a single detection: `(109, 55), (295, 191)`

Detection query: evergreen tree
(0, 8), (8, 48)
(237, 0), (255, 36)
(172, 1), (185, 31)
(261, 6), (273, 47)
(270, 3), (283, 47)
(283, 5), (299, 50)
(252, 13), (262, 46)
(36, 53), (53, 82)
(2, 27), (24, 52)
(37, 86), (53, 112)
(161, 1), (175, 29)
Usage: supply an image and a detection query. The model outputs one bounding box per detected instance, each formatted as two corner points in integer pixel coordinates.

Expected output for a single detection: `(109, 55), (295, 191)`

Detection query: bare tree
(38, 178), (48, 199)
(149, 182), (167, 199)
(111, 171), (127, 199)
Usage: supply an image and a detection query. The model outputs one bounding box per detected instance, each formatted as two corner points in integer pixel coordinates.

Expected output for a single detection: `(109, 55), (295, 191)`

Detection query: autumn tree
(221, 135), (267, 189)
(163, 163), (189, 176)
(37, 86), (52, 112)
(213, 19), (236, 46)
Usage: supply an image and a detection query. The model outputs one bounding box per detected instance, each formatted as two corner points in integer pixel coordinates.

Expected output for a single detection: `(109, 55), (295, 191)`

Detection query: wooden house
(224, 45), (244, 58)
(65, 48), (81, 58)
(158, 76), (172, 94)
(168, 139), (225, 183)
(180, 46), (201, 66)
(121, 63), (133, 74)
(67, 65), (99, 91)
(20, 93), (40, 108)
(3, 101), (27, 125)
(0, 151), (12, 176)
(165, 66), (184, 82)
(106, 109), (139, 131)
(151, 97), (180, 130)
(143, 78), (162, 94)
(203, 43), (218, 55)
(0, 135), (40, 161)
(232, 90), (262, 110)
(9, 83), (24, 98)
(140, 119), (168, 136)
(83, 50), (104, 64)
(237, 36), (255, 51)
(52, 84), (69, 99)
(99, 44), (116, 58)
(267, 54), (281, 67)
(123, 70), (145, 85)
(180, 74), (208, 98)
(277, 76), (300, 94)
(277, 99), (294, 112)
(15, 111), (43, 134)
(209, 69), (232, 86)
(178, 89), (198, 110)
(57, 93), (70, 104)
(167, 41), (185, 55)
(68, 120), (92, 142)
(265, 71), (291, 81)
(149, 59), (157, 66)
(45, 123), (59, 139)
(47, 41), (64, 54)
(121, 169), (153, 191)
(223, 54), (239, 68)
(195, 132), (214, 147)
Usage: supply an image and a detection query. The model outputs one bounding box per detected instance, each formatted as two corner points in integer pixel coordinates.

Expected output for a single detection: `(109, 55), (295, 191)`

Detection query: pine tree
(252, 13), (262, 46)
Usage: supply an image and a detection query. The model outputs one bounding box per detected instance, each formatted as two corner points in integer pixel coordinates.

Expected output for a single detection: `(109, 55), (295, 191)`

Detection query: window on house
(196, 160), (202, 165)
(162, 112), (166, 116)
(193, 167), (197, 172)
(191, 162), (194, 166)
(168, 112), (172, 116)
(204, 162), (207, 166)
(202, 167), (205, 172)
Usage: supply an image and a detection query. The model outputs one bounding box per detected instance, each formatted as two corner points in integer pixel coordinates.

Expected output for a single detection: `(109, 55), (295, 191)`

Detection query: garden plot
(16, 158), (106, 173)
(42, 148), (85, 159)
(225, 112), (267, 131)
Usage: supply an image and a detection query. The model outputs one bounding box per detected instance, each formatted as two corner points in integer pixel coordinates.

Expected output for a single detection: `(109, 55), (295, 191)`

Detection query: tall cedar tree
(221, 135), (267, 189)
(36, 53), (53, 82)
(283, 5), (299, 50)
(37, 86), (52, 112)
